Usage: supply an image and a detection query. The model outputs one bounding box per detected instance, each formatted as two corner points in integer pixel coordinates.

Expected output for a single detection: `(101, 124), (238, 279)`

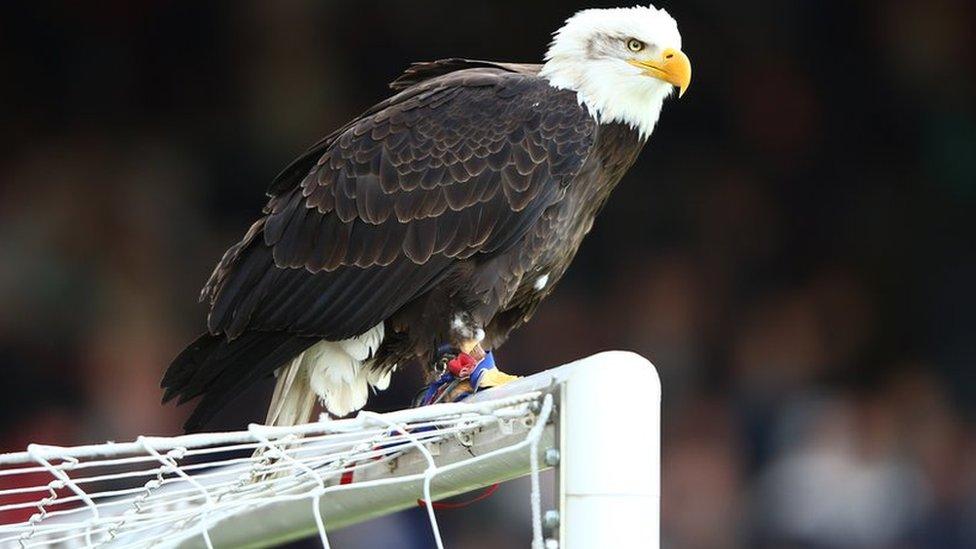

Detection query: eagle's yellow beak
(628, 48), (692, 98)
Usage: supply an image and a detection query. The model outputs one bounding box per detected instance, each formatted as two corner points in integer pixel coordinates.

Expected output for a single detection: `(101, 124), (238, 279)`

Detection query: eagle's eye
(626, 38), (645, 53)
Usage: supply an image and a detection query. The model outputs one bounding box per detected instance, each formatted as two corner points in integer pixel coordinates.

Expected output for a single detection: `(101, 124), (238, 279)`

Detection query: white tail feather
(265, 355), (317, 426)
(308, 345), (366, 416)
(266, 324), (389, 426)
(368, 365), (394, 391)
(337, 323), (384, 361)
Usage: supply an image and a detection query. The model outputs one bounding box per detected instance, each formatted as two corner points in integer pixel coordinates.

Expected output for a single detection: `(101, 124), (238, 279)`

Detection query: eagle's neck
(593, 122), (646, 188)
(572, 121), (646, 221)
(540, 61), (671, 141)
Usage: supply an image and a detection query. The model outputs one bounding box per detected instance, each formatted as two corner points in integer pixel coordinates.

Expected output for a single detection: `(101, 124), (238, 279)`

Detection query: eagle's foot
(415, 348), (519, 406)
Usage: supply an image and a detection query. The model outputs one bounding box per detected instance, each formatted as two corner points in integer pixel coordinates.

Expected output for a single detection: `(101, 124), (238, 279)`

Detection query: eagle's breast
(491, 120), (645, 329)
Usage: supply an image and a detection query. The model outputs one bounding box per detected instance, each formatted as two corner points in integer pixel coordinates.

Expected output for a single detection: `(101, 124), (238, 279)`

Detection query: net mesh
(0, 392), (551, 549)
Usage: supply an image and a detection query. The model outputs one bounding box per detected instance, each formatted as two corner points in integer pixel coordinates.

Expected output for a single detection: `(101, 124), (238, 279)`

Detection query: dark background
(1, 1), (974, 547)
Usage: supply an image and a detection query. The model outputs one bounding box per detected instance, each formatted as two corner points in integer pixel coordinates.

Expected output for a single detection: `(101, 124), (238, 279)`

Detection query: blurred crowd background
(1, 1), (974, 547)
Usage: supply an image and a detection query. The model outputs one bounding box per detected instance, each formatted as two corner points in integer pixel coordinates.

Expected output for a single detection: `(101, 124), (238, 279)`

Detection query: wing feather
(204, 64), (596, 340)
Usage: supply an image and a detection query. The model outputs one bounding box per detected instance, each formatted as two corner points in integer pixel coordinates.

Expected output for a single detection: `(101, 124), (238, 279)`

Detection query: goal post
(0, 351), (660, 548)
(466, 350), (662, 547)
(559, 351), (661, 547)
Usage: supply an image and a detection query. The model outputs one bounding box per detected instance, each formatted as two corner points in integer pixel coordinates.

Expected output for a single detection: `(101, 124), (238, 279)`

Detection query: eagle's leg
(452, 316), (519, 389)
(414, 319), (519, 406)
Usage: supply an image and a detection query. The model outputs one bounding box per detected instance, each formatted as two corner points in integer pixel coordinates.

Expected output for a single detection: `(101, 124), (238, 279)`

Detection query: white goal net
(0, 351), (660, 549)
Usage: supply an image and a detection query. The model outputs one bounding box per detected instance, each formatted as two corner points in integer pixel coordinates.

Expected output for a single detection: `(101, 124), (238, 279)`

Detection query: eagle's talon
(414, 350), (521, 407)
(431, 344), (460, 376)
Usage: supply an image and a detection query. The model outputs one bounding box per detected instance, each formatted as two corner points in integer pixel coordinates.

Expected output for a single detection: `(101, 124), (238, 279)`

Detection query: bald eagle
(162, 5), (691, 431)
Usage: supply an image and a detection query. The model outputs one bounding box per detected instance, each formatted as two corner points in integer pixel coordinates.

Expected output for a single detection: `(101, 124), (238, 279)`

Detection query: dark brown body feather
(163, 59), (644, 430)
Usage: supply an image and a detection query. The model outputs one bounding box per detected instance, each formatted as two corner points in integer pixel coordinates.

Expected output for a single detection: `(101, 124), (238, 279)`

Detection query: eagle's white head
(540, 5), (690, 140)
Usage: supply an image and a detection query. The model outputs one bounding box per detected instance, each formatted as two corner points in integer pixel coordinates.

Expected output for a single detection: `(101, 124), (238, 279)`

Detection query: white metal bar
(171, 395), (555, 549)
(0, 394), (538, 467)
(559, 351), (661, 548)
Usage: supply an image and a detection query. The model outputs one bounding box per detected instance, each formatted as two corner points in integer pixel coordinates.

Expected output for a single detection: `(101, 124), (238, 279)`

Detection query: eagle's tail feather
(266, 354), (318, 427)
(164, 324), (389, 432)
(162, 331), (317, 432)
